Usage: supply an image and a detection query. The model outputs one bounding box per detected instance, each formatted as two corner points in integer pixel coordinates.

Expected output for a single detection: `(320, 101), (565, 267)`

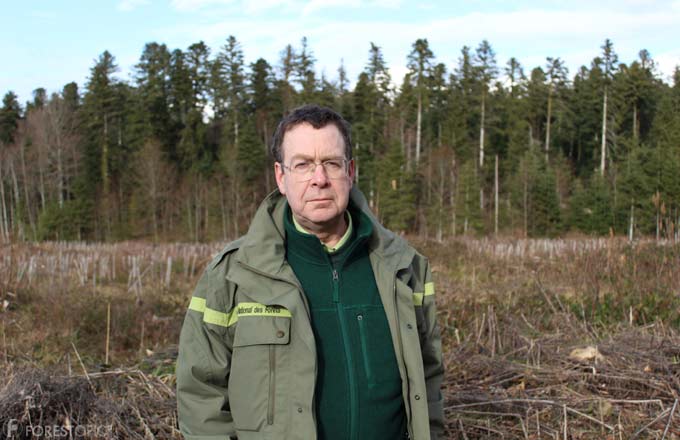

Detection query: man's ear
(347, 159), (356, 187)
(274, 162), (286, 195)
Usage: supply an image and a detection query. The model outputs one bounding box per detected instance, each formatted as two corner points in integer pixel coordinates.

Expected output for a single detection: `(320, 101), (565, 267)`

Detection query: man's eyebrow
(289, 154), (344, 162)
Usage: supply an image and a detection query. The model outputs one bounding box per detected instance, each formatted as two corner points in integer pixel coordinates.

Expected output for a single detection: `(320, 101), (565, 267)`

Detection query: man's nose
(310, 163), (330, 186)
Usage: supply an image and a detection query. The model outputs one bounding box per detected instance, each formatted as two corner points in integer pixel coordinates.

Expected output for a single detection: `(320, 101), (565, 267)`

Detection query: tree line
(1, 36), (679, 242)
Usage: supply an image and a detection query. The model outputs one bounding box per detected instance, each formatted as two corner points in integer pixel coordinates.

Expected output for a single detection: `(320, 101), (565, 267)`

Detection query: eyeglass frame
(279, 157), (351, 182)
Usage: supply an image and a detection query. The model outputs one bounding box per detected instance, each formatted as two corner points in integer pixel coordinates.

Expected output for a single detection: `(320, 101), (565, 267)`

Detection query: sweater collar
(232, 187), (414, 280)
(291, 210), (353, 253)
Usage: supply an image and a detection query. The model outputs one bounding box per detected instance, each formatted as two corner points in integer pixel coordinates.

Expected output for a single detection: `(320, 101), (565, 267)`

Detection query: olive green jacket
(176, 188), (445, 440)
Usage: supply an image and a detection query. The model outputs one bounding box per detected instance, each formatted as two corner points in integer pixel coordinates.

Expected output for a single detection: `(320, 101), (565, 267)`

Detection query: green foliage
(37, 201), (83, 240)
(508, 149), (562, 236)
(236, 117), (265, 183)
(3, 37), (680, 241)
(377, 142), (416, 232)
(455, 160), (483, 234)
(0, 91), (22, 145)
(568, 174), (612, 234)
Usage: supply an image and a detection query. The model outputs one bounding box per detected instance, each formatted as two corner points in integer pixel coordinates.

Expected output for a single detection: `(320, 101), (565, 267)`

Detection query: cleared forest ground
(1, 238), (679, 439)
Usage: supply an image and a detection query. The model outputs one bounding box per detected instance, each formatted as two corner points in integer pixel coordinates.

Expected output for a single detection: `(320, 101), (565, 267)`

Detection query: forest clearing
(1, 237), (679, 439)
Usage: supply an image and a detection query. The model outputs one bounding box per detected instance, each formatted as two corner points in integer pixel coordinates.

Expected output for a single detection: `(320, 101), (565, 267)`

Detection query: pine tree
(406, 38), (434, 165)
(544, 57), (568, 160)
(295, 37), (317, 103)
(0, 91), (22, 146)
(474, 40), (498, 168)
(377, 141), (415, 232)
(598, 38), (619, 175)
(134, 42), (174, 152)
(455, 159), (483, 234)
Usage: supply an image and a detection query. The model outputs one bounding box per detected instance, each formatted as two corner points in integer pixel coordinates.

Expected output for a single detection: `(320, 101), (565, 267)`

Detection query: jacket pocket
(355, 306), (401, 386)
(229, 314), (291, 431)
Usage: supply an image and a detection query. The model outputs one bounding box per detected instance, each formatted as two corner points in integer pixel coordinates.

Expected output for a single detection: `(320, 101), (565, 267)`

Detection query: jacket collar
(231, 187), (415, 285)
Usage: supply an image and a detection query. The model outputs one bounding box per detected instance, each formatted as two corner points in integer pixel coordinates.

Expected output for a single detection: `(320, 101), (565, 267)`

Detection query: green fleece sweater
(284, 204), (407, 440)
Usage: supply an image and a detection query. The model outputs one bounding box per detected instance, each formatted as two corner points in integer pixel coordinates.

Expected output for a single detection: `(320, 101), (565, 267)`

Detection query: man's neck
(292, 213), (349, 249)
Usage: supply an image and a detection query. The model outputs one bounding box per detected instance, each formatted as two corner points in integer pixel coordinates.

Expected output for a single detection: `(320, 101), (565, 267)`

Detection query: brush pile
(0, 366), (179, 439)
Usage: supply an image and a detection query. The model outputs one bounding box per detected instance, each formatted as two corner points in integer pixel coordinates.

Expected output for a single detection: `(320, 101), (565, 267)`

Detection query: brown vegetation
(1, 238), (679, 438)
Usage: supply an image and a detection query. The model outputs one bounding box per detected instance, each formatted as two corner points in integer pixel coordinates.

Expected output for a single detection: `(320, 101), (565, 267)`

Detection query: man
(176, 105), (444, 440)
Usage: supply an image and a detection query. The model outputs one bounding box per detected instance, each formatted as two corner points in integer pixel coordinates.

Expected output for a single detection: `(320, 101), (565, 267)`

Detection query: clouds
(117, 0), (150, 12)
(4, 0), (680, 106)
(155, 3), (680, 87)
(168, 0), (401, 14)
(170, 0), (234, 12)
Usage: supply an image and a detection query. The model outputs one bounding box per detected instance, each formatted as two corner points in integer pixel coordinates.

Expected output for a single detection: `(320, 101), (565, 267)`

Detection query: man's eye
(293, 161), (312, 172)
(324, 160), (343, 170)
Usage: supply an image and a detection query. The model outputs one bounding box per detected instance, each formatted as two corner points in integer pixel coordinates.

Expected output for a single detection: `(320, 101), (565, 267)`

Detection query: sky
(2, 0), (680, 105)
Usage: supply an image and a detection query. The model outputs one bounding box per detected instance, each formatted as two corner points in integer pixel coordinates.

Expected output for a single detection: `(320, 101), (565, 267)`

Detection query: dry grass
(422, 236), (680, 439)
(1, 237), (680, 439)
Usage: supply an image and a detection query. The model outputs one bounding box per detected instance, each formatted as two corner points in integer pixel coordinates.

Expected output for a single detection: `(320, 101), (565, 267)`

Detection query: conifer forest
(1, 36), (679, 243)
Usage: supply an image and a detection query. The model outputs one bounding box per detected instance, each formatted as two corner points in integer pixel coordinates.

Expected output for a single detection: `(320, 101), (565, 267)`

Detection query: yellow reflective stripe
(236, 302), (292, 318)
(188, 298), (291, 328)
(425, 282), (435, 296)
(413, 282), (435, 306)
(204, 307), (238, 327)
(189, 296), (206, 312)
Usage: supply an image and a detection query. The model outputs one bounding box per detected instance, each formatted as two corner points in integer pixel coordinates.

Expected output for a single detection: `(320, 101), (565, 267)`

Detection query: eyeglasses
(281, 158), (349, 182)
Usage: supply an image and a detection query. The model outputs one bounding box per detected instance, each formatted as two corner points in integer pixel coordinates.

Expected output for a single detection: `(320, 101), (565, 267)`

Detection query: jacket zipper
(332, 267), (358, 440)
(268, 345), (276, 425)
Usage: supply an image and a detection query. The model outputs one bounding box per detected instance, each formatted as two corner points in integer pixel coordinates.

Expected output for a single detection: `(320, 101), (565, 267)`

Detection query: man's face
(275, 122), (354, 231)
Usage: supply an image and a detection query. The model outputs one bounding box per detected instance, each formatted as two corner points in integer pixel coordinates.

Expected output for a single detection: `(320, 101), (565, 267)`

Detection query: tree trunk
(436, 160), (444, 242)
(415, 94), (422, 165)
(194, 176), (200, 242)
(479, 91), (486, 167)
(400, 115), (405, 154)
(19, 143), (37, 239)
(600, 86), (608, 176)
(545, 88), (552, 162)
(10, 162), (24, 240)
(628, 200), (634, 241)
(632, 104), (638, 141)
(405, 130), (412, 172)
(204, 181), (209, 241)
(38, 156), (46, 211)
(0, 164), (9, 241)
(232, 178), (241, 238)
(102, 114), (109, 194)
(186, 185), (193, 242)
(220, 179), (228, 241)
(437, 122), (442, 149)
(234, 118), (239, 150)
(450, 156), (456, 237)
(57, 147), (64, 207)
(427, 153), (432, 204)
(264, 124), (271, 192)
(464, 178), (469, 235)
(523, 167), (528, 238)
(494, 154), (499, 236)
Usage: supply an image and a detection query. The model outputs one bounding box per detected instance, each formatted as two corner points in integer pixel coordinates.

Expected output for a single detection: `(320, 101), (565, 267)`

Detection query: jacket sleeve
(176, 253), (236, 440)
(417, 257), (445, 439)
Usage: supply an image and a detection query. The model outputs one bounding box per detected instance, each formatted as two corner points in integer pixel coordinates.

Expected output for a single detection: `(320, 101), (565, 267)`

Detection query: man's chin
(304, 210), (341, 226)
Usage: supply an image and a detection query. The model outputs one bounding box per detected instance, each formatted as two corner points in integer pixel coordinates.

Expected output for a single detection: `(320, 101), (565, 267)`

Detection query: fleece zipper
(331, 266), (358, 440)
